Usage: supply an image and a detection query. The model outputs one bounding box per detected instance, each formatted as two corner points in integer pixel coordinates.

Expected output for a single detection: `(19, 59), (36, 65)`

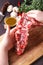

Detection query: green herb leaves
(24, 0), (27, 3)
(19, 0), (43, 13)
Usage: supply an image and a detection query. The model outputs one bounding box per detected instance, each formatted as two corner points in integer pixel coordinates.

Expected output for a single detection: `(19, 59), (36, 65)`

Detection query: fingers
(6, 25), (10, 34)
(10, 27), (17, 37)
(10, 27), (16, 33)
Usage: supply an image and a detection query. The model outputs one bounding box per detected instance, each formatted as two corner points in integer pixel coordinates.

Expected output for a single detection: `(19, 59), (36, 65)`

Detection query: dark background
(0, 0), (43, 65)
(0, 0), (24, 35)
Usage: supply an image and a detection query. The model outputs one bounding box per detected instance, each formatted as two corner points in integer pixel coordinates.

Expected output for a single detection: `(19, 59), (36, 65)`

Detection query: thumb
(6, 25), (10, 34)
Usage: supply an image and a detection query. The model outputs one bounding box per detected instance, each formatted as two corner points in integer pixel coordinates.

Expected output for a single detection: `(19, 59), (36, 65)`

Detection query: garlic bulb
(10, 11), (17, 17)
(7, 5), (13, 12)
(13, 6), (19, 12)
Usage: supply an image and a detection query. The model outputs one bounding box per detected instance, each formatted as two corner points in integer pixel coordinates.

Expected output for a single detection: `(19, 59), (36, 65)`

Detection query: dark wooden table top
(0, 0), (43, 65)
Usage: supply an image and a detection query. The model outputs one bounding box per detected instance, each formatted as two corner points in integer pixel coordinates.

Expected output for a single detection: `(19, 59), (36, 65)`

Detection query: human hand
(0, 25), (16, 51)
(27, 10), (43, 23)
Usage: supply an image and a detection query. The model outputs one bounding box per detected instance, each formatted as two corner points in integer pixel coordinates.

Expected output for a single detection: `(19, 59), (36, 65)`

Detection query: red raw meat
(14, 12), (43, 55)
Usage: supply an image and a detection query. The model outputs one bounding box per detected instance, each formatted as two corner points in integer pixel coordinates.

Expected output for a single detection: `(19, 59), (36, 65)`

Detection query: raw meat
(14, 12), (43, 55)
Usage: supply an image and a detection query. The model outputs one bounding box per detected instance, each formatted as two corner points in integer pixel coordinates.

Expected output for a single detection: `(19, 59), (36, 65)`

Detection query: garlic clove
(13, 6), (19, 12)
(7, 5), (13, 12)
(10, 11), (17, 17)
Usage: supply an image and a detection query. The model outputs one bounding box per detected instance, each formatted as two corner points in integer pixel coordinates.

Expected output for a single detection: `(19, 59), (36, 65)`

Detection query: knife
(0, 2), (10, 22)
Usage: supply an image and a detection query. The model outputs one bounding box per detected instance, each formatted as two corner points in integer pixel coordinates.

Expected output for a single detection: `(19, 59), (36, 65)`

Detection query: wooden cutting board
(0, 26), (43, 65)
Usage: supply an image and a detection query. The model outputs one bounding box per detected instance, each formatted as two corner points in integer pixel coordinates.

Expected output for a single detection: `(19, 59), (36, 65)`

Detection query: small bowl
(4, 17), (17, 27)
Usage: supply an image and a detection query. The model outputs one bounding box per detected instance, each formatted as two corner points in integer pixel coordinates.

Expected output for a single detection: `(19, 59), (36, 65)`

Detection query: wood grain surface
(0, 26), (43, 65)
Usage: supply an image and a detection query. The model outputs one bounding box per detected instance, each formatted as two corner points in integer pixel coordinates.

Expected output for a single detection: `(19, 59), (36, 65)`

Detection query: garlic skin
(10, 11), (17, 17)
(0, 12), (4, 16)
(7, 5), (13, 12)
(13, 7), (19, 12)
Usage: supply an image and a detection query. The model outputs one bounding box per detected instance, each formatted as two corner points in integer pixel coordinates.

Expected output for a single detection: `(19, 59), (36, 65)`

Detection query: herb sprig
(19, 0), (43, 13)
